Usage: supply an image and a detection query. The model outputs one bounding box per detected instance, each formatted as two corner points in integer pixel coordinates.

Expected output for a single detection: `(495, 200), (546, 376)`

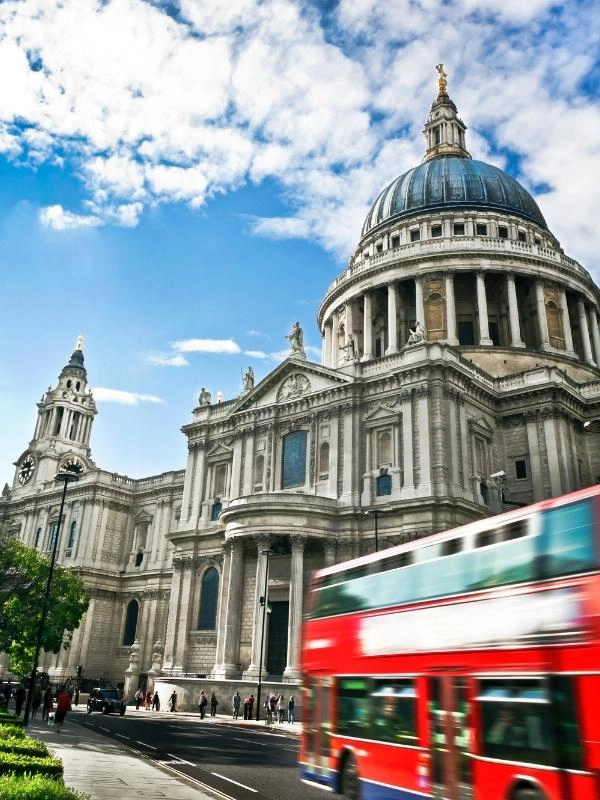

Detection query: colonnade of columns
(34, 404), (92, 445)
(322, 272), (600, 368)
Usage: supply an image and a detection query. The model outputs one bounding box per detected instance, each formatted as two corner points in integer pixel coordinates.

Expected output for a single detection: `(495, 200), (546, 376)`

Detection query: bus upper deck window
(442, 538), (462, 556)
(541, 499), (596, 578)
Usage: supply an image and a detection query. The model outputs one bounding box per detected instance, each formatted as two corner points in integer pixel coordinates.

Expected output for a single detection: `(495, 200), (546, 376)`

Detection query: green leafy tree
(0, 531), (89, 677)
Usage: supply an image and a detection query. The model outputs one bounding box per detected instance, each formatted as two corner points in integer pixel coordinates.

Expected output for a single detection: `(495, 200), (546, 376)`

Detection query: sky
(1, 0), (599, 483)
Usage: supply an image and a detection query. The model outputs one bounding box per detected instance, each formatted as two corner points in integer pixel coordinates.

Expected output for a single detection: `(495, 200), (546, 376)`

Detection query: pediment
(207, 441), (234, 459)
(468, 415), (494, 435)
(363, 404), (399, 423)
(134, 510), (153, 523)
(231, 358), (353, 413)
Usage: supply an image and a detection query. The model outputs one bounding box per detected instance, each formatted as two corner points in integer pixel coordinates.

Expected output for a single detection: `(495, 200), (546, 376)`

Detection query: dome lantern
(423, 65), (471, 163)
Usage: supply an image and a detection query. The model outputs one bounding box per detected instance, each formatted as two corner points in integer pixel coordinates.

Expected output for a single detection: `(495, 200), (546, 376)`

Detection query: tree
(0, 531), (89, 677)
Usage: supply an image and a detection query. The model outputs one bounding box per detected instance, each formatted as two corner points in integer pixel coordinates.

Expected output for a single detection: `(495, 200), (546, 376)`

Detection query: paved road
(70, 709), (325, 800)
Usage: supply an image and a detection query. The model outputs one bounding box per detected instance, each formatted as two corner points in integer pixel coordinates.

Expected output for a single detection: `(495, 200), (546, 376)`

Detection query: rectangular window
(453, 222), (465, 236)
(476, 223), (488, 236)
(337, 678), (370, 738)
(376, 474), (392, 496)
(410, 229), (420, 242)
(517, 231), (527, 242)
(515, 459), (528, 480)
(489, 321), (500, 346)
(534, 237), (541, 245)
(540, 499), (596, 577)
(391, 235), (400, 248)
(458, 320), (475, 345)
(498, 225), (509, 239)
(281, 431), (308, 489)
(431, 224), (442, 238)
(376, 243), (383, 253)
(370, 679), (417, 745)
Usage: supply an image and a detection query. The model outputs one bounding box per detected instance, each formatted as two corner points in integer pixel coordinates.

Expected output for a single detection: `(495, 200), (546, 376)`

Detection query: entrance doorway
(266, 601), (289, 676)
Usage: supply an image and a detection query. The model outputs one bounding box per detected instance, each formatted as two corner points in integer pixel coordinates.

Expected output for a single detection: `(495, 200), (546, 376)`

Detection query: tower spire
(423, 65), (471, 162)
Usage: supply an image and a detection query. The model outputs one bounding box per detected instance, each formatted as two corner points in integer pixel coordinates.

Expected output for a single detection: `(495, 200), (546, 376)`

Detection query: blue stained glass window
(376, 474), (392, 496)
(198, 567), (219, 630)
(282, 431), (308, 489)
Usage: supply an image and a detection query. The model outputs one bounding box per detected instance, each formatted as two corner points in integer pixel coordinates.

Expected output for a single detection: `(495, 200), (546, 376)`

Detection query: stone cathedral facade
(1, 77), (600, 695)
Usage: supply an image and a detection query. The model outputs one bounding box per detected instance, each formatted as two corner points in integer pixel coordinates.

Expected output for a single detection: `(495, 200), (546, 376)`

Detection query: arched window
(253, 455), (264, 489)
(210, 501), (222, 522)
(48, 522), (59, 552)
(546, 300), (565, 349)
(69, 412), (80, 440)
(67, 521), (77, 549)
(425, 291), (446, 340)
(198, 567), (219, 630)
(376, 474), (392, 496)
(318, 442), (330, 477)
(52, 407), (64, 437)
(135, 551), (144, 567)
(281, 431), (308, 489)
(34, 527), (42, 549)
(377, 430), (392, 465)
(214, 464), (227, 496)
(123, 600), (139, 646)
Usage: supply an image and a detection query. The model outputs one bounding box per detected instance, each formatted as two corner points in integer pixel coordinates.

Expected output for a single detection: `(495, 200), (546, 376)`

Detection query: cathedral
(1, 72), (600, 704)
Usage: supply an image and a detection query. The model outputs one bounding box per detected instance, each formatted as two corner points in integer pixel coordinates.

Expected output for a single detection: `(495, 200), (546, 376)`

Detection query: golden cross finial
(436, 63), (448, 95)
(76, 335), (84, 351)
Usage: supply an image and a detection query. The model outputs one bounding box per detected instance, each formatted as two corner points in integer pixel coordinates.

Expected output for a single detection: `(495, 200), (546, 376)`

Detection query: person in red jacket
(55, 686), (71, 733)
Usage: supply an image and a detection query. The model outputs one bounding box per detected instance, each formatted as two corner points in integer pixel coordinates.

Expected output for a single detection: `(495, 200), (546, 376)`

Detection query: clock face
(18, 455), (36, 485)
(62, 456), (84, 475)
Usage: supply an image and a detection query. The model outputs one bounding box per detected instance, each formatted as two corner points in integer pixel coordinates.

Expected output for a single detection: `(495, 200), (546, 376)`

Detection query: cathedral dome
(361, 156), (547, 237)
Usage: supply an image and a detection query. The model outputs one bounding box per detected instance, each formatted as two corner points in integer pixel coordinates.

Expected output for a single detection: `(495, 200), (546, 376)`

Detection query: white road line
(166, 752), (195, 766)
(115, 733), (129, 740)
(231, 737), (268, 746)
(99, 727), (110, 732)
(135, 740), (157, 750)
(211, 772), (258, 793)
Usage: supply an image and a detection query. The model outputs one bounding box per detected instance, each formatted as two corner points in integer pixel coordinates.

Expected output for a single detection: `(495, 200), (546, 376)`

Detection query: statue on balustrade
(243, 366), (255, 392)
(286, 321), (306, 358)
(407, 321), (427, 345)
(340, 333), (358, 362)
(198, 387), (212, 406)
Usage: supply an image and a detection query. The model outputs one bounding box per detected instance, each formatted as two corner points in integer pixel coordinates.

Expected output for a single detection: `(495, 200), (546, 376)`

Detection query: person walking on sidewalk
(31, 687), (42, 720)
(144, 690), (151, 710)
(168, 690), (177, 712)
(14, 684), (26, 716)
(42, 687), (53, 722)
(134, 689), (143, 710)
(247, 694), (254, 720)
(151, 691), (160, 711)
(210, 692), (218, 717)
(232, 691), (241, 719)
(55, 686), (71, 733)
(276, 694), (285, 724)
(198, 690), (208, 719)
(288, 695), (295, 724)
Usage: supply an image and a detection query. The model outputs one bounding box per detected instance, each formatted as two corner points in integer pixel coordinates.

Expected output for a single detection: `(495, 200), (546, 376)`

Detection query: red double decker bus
(300, 485), (600, 800)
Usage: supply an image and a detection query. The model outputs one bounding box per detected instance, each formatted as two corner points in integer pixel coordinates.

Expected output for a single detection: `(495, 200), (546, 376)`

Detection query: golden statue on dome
(435, 63), (448, 95)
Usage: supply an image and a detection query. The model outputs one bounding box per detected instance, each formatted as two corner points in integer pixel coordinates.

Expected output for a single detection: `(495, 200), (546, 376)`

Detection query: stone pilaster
(401, 392), (415, 498)
(284, 535), (306, 681)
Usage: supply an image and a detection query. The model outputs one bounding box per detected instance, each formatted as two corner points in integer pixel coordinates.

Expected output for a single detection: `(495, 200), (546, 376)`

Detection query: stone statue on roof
(286, 321), (306, 359)
(436, 63), (448, 95)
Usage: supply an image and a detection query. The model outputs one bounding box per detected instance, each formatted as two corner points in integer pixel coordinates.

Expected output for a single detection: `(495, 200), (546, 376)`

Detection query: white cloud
(92, 387), (164, 405)
(172, 338), (241, 354)
(148, 354), (189, 367)
(244, 350), (268, 359)
(248, 216), (311, 240)
(39, 204), (101, 230)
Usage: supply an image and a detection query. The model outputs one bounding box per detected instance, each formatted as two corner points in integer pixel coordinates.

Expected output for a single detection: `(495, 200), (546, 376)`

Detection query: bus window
(370, 679), (417, 745)
(479, 679), (553, 766)
(441, 538), (462, 556)
(469, 534), (535, 590)
(549, 676), (584, 770)
(541, 499), (596, 578)
(337, 678), (370, 739)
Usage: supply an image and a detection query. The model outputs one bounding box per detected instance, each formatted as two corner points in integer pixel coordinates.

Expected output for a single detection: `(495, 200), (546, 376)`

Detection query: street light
(23, 470), (79, 726)
(364, 509), (380, 552)
(256, 548), (274, 721)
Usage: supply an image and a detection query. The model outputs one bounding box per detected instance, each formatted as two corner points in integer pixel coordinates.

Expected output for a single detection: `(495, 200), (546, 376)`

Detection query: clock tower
(13, 337), (97, 490)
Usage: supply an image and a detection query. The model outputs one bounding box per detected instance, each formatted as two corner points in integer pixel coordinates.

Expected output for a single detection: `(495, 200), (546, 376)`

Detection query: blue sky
(1, 0), (599, 482)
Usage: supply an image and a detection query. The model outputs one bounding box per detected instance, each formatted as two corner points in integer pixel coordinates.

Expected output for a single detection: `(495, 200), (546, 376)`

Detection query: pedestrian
(152, 690), (160, 711)
(288, 695), (295, 724)
(42, 687), (53, 722)
(169, 690), (177, 712)
(232, 691), (241, 719)
(210, 692), (218, 717)
(269, 693), (277, 720)
(198, 690), (208, 719)
(135, 688), (143, 710)
(247, 693), (254, 720)
(55, 686), (71, 733)
(243, 696), (249, 720)
(31, 687), (42, 720)
(276, 694), (285, 724)
(144, 690), (152, 710)
(14, 684), (26, 717)
(2, 683), (10, 706)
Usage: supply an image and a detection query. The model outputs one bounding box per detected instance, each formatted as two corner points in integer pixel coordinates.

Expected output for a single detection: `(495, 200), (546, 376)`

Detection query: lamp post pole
(365, 510), (380, 552)
(23, 471), (79, 726)
(256, 548), (273, 721)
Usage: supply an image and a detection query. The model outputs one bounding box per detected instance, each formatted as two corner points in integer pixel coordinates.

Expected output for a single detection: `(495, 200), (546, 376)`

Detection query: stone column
(445, 273), (459, 346)
(173, 557), (194, 672)
(589, 309), (600, 366)
(323, 322), (332, 367)
(324, 539), (336, 567)
(284, 535), (306, 681)
(535, 279), (550, 349)
(559, 289), (576, 356)
(578, 298), (595, 364)
(214, 537), (245, 678)
(386, 282), (399, 354)
(415, 276), (425, 328)
(362, 292), (373, 360)
(331, 312), (339, 367)
(243, 535), (270, 679)
(506, 273), (526, 348)
(476, 272), (493, 345)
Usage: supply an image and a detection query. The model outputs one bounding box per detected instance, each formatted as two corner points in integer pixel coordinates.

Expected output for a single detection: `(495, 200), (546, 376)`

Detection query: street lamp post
(365, 509), (380, 552)
(23, 471), (79, 726)
(256, 548), (273, 721)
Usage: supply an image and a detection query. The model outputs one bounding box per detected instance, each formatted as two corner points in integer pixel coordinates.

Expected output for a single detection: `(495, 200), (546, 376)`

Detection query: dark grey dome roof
(362, 156), (547, 236)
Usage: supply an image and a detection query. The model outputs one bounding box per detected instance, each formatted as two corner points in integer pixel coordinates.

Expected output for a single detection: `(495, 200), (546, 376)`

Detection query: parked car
(86, 687), (126, 715)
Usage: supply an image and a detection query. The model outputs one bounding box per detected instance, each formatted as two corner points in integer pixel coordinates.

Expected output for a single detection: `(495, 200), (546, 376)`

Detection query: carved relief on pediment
(277, 373), (311, 402)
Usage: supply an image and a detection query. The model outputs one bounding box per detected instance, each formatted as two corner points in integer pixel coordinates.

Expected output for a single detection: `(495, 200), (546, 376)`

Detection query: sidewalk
(28, 714), (213, 800)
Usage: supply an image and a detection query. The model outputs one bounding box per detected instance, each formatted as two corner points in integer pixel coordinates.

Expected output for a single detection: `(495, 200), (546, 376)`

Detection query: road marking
(231, 737), (268, 746)
(211, 772), (258, 793)
(115, 734), (129, 740)
(166, 752), (195, 766)
(99, 727), (110, 732)
(135, 740), (157, 750)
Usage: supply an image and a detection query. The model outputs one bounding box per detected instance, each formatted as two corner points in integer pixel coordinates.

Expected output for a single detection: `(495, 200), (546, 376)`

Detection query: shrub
(0, 738), (49, 757)
(0, 725), (25, 740)
(0, 712), (22, 727)
(0, 750), (63, 778)
(0, 773), (88, 799)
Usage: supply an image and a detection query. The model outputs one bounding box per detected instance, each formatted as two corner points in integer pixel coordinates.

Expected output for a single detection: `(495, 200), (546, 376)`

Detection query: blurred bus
(300, 485), (600, 800)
